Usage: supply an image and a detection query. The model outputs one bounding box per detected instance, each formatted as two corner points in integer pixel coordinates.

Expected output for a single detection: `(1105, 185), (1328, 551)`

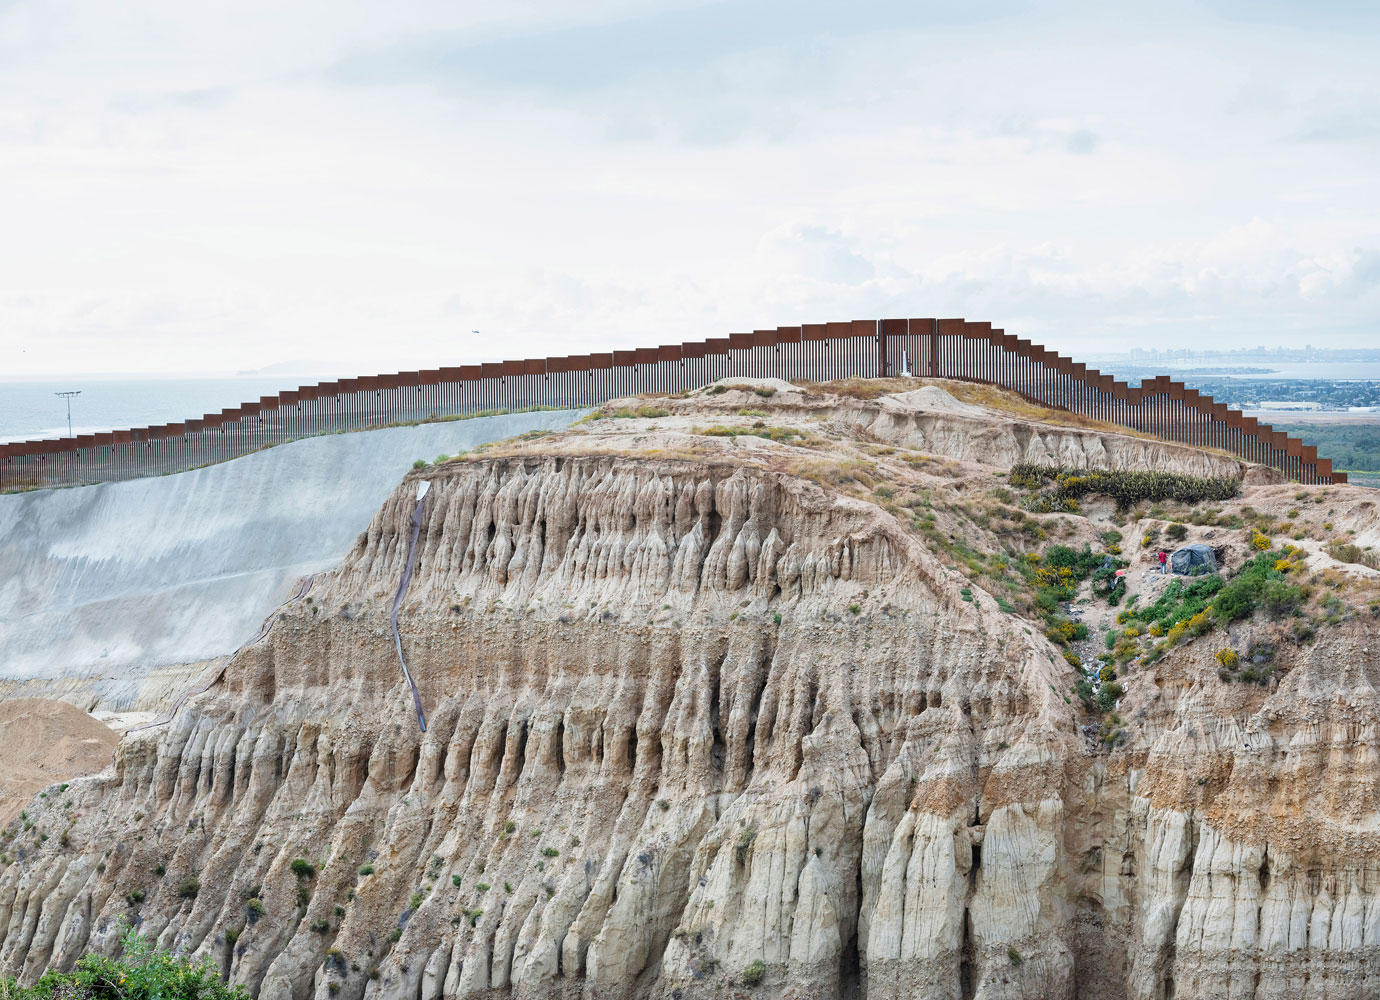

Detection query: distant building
(1258, 401), (1323, 410)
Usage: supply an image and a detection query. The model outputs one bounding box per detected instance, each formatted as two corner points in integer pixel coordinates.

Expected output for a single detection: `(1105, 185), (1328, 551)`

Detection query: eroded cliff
(0, 380), (1375, 1000)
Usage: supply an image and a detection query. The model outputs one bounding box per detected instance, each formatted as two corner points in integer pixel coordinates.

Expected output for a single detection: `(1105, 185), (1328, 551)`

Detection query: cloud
(0, 0), (1377, 377)
(1064, 129), (1098, 154)
(328, 0), (1028, 96)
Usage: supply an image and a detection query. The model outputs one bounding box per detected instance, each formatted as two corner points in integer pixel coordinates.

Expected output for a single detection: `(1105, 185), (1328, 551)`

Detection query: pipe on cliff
(391, 480), (430, 732)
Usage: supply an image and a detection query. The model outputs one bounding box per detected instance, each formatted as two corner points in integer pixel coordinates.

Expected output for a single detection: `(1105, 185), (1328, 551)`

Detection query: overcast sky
(1, 0), (1376, 376)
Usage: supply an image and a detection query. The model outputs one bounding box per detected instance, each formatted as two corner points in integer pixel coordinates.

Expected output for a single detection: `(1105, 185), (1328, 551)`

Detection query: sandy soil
(0, 698), (118, 825)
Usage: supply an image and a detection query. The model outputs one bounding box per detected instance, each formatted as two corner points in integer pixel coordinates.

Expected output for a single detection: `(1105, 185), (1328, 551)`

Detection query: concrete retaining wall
(0, 410), (585, 708)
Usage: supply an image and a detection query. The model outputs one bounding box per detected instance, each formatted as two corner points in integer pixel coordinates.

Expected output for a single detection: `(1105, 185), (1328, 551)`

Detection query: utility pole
(55, 390), (80, 481)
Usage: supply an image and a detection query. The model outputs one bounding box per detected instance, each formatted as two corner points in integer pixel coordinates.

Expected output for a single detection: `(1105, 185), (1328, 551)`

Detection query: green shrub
(1212, 584), (1254, 623)
(125, 889), (145, 906)
(541, 847), (559, 858)
(8, 926), (250, 1000)
(290, 858), (316, 879)
(741, 959), (766, 986)
(1123, 576), (1223, 634)
(1007, 946), (1023, 967)
(246, 898), (265, 921)
(476, 883), (490, 893)
(1215, 551), (1302, 623)
(177, 876), (199, 900)
(1095, 681), (1123, 712)
(310, 920), (331, 934)
(1260, 580), (1304, 619)
(452, 874), (462, 887)
(736, 825), (758, 865)
(358, 863), (375, 876)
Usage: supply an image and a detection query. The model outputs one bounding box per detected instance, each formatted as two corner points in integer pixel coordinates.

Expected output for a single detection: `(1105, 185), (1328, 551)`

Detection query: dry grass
(1327, 542), (1379, 570)
(792, 378), (901, 400)
(787, 457), (880, 489)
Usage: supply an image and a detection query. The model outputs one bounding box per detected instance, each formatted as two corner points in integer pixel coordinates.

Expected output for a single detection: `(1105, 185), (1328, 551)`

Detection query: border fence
(0, 318), (1345, 491)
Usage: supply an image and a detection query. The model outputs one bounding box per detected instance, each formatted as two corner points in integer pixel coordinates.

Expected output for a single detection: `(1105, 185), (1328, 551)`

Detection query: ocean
(4, 362), (1380, 445)
(1148, 361), (1380, 381)
(0, 377), (312, 445)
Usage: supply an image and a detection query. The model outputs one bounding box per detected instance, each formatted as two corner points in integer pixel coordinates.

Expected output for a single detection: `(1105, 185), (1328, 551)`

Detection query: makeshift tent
(1169, 543), (1218, 576)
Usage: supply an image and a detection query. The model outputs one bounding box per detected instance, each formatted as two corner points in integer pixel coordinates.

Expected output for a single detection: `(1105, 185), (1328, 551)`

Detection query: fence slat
(1, 319), (1340, 490)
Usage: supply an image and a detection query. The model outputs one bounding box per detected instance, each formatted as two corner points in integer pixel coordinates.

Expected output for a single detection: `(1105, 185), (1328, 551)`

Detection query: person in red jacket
(1158, 550), (1168, 574)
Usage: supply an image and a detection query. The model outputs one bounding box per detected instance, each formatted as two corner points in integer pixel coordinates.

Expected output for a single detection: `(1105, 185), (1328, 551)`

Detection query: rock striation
(0, 382), (1374, 1000)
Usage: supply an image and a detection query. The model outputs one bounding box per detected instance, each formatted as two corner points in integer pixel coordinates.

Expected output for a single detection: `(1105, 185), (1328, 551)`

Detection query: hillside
(0, 378), (1376, 1000)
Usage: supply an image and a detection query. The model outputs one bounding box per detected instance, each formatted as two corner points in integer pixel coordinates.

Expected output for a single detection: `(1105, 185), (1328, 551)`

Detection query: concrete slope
(0, 409), (585, 708)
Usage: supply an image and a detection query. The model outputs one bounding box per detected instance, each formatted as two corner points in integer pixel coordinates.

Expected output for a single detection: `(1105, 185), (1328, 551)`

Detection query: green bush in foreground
(3, 925), (248, 1000)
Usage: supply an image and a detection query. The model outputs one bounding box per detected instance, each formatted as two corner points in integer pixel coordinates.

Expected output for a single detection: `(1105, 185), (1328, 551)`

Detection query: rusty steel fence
(0, 318), (1346, 491)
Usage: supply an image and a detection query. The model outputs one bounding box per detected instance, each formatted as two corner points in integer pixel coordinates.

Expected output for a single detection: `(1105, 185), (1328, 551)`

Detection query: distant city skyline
(1, 0), (1377, 375)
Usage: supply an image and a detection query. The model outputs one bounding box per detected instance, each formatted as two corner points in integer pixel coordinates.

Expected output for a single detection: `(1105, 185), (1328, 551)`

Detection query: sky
(0, 0), (1377, 377)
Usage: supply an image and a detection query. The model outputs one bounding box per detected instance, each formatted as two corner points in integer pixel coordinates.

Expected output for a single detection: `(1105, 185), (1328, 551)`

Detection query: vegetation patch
(2, 925), (250, 1000)
(741, 960), (766, 987)
(1107, 547), (1314, 675)
(1327, 542), (1378, 570)
(694, 424), (810, 445)
(597, 405), (671, 420)
(1009, 464), (1240, 513)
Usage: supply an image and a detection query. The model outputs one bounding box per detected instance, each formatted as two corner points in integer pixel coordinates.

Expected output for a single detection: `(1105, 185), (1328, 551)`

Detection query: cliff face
(0, 383), (1374, 1000)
